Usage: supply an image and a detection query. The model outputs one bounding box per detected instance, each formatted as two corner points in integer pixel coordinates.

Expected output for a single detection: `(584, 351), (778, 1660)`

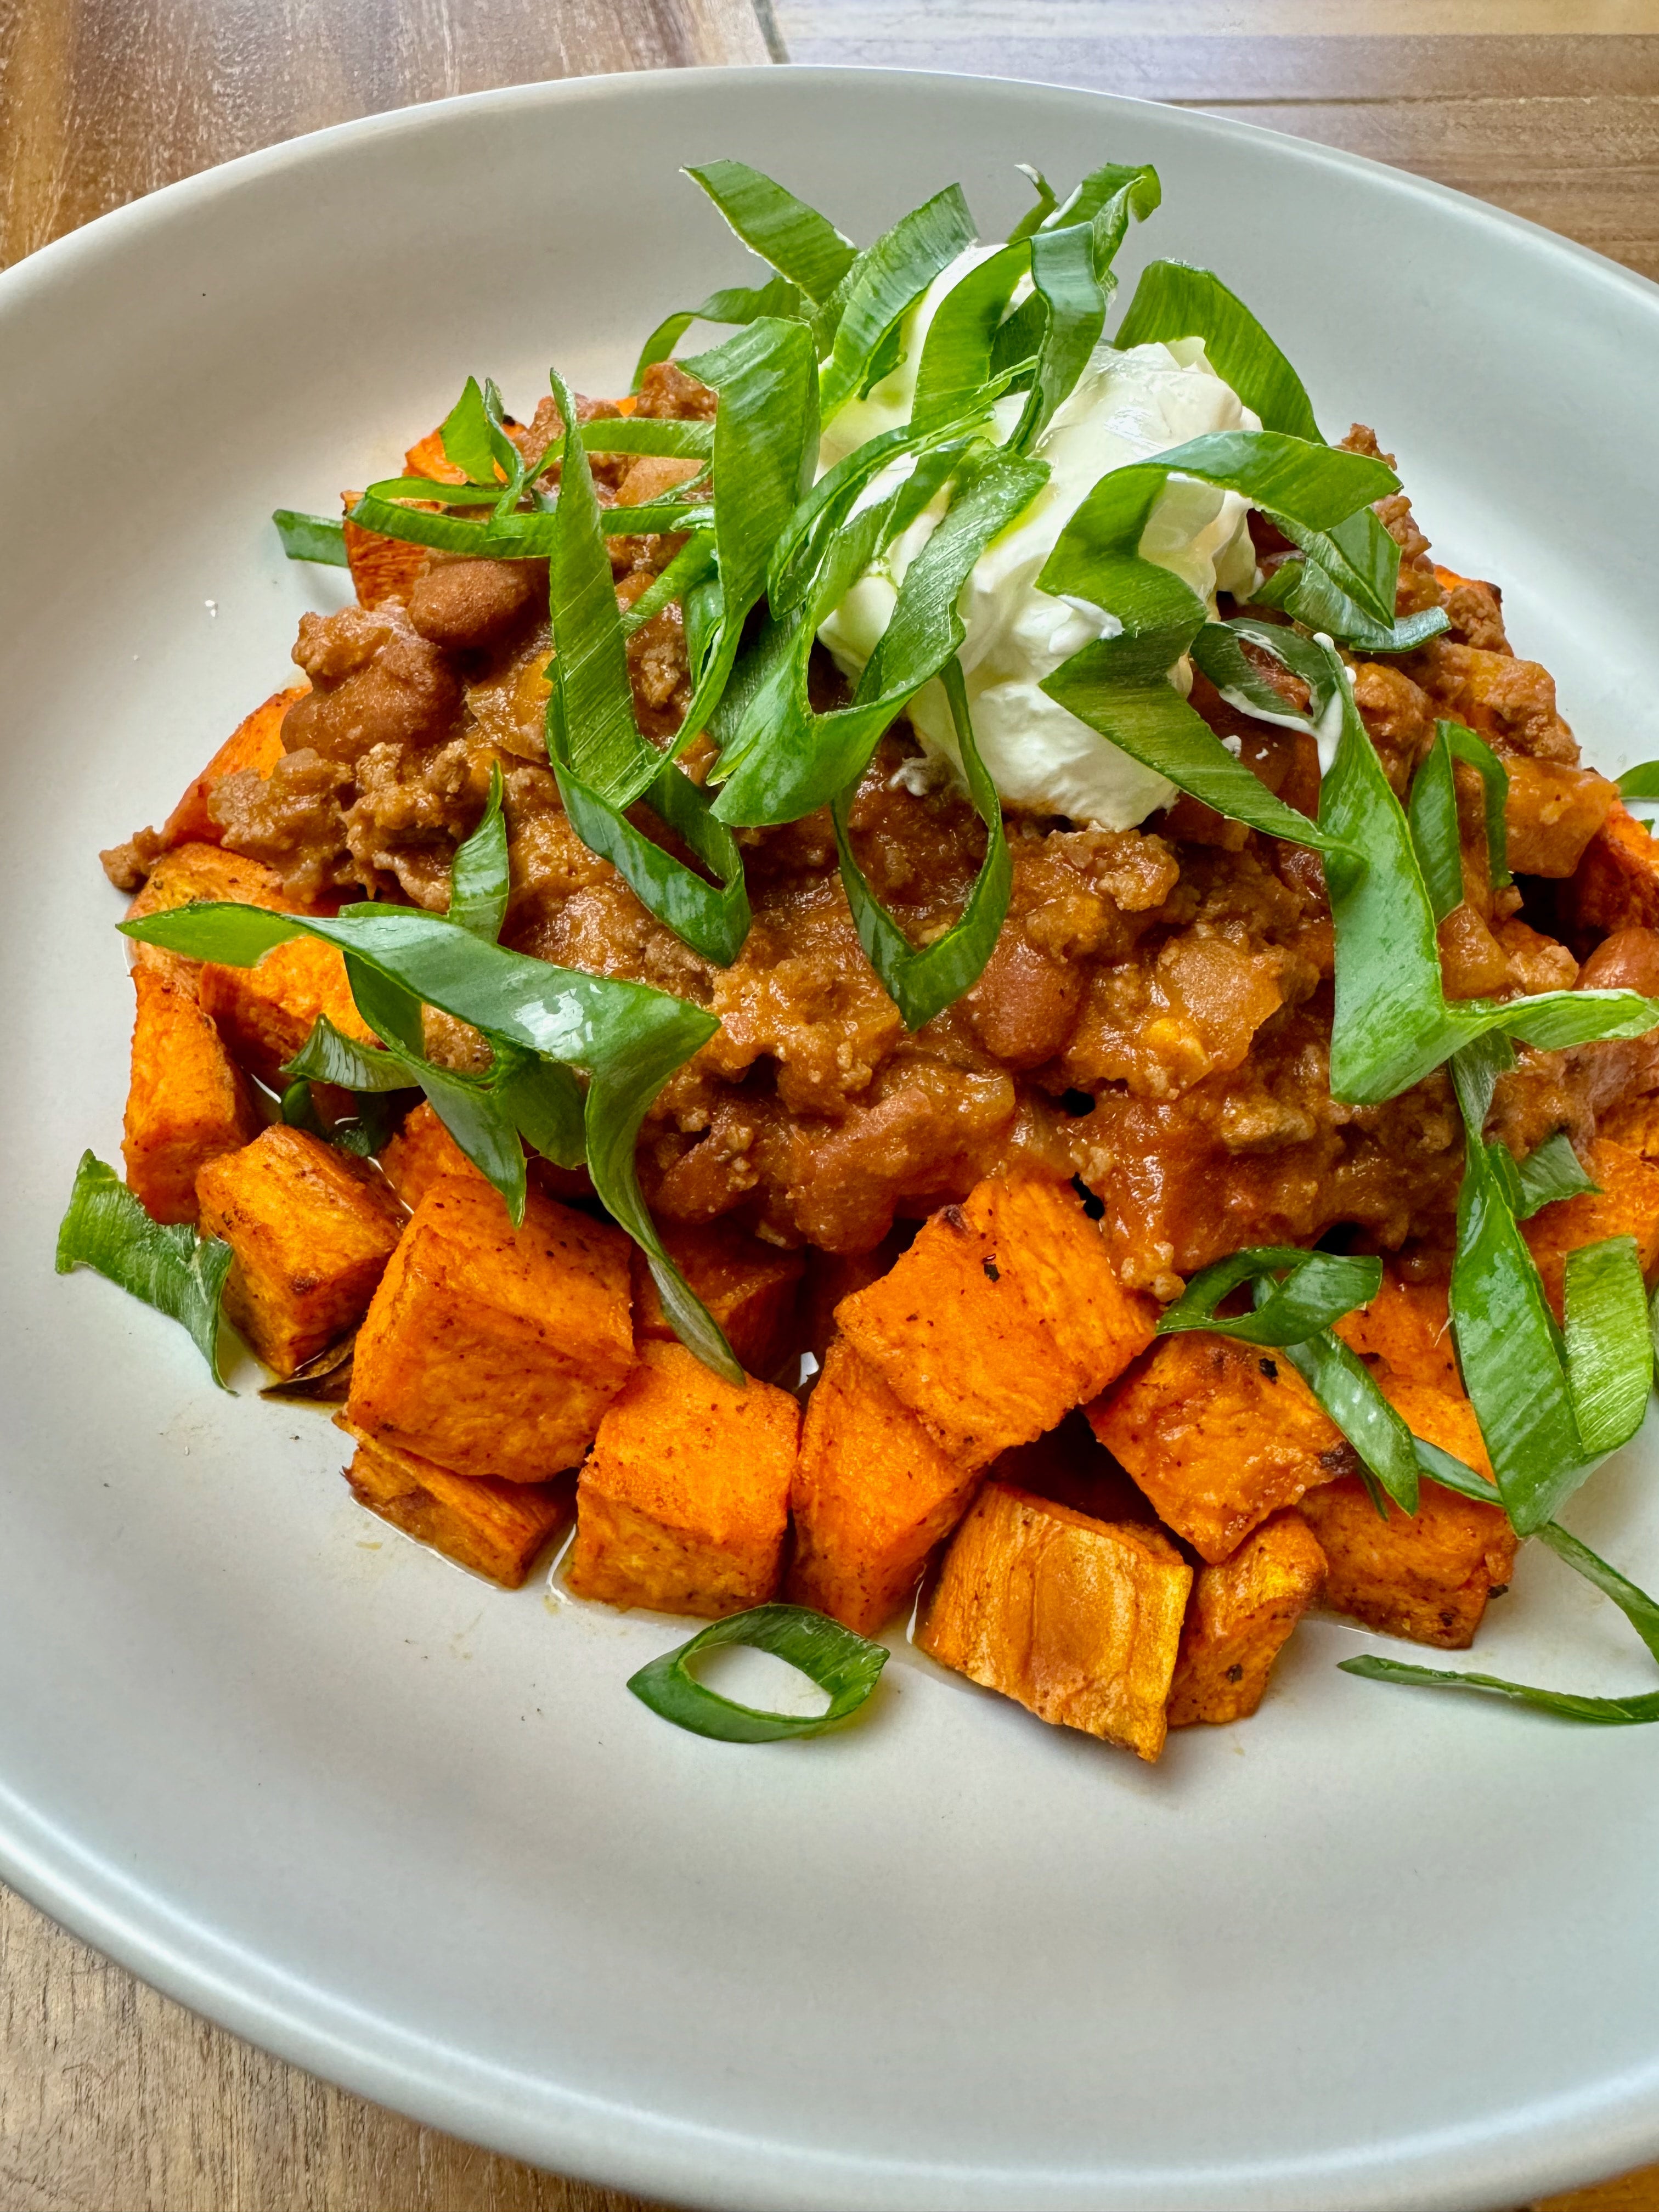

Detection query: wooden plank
(0, 0), (772, 264)
(0, 1882), (685, 2212)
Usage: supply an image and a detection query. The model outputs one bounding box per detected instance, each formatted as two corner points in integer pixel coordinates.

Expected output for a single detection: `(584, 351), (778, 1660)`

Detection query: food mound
(67, 155), (1659, 1756)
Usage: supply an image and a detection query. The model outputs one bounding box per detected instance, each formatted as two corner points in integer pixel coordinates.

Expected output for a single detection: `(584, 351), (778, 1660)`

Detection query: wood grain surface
(2, 2), (1657, 2208)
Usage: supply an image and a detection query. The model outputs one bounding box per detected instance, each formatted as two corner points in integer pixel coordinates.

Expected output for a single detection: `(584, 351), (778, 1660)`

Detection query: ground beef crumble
(109, 387), (1646, 1283)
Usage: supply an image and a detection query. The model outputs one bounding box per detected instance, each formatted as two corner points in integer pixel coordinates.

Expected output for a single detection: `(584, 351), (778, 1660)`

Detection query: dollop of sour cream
(816, 246), (1263, 830)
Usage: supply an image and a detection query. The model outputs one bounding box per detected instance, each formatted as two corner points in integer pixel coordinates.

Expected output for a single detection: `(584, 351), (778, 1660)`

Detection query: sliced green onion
(1115, 259), (1322, 443)
(552, 751), (751, 967)
(448, 761), (510, 942)
(713, 445), (1048, 828)
(1407, 726), (1465, 924)
(1156, 1245), (1382, 1345)
(435, 375), (501, 484)
(273, 510), (349, 566)
(910, 242), (1026, 433)
(1187, 615), (1338, 736)
(121, 901), (738, 1380)
(1338, 1655), (1659, 1725)
(1564, 1234), (1654, 1458)
(832, 658), (1009, 1030)
(817, 184), (977, 425)
(1618, 761), (1659, 800)
(684, 161), (858, 306)
(632, 275), (805, 388)
(1514, 1130), (1600, 1218)
(627, 1602), (889, 1742)
(1014, 163), (1159, 453)
(582, 417), (715, 459)
(619, 532), (718, 638)
(1006, 162), (1060, 242)
(672, 317), (820, 753)
(545, 366), (661, 808)
(57, 1152), (235, 1386)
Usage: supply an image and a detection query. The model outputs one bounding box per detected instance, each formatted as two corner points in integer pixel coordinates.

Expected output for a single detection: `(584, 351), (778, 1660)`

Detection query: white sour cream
(816, 248), (1263, 830)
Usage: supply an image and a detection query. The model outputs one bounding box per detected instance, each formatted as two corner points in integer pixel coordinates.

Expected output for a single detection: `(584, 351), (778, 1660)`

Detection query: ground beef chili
(109, 371), (1639, 1291)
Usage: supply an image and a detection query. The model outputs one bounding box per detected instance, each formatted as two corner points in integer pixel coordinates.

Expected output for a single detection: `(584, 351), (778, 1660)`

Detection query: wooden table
(2, 3), (1656, 2205)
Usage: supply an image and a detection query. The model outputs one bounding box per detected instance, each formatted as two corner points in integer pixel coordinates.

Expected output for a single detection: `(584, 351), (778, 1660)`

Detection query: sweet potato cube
(1332, 1268), (1460, 1396)
(200, 936), (380, 1086)
(798, 1237), (904, 1366)
(914, 1481), (1192, 1761)
(836, 1176), (1156, 1469)
(631, 1220), (805, 1376)
(565, 1341), (797, 1617)
(1299, 1436), (1517, 1651)
(787, 1338), (979, 1634)
(1600, 1093), (1659, 1164)
(161, 687), (303, 848)
(1087, 1332), (1349, 1564)
(196, 1125), (405, 1375)
(1561, 801), (1659, 938)
(377, 1100), (484, 1210)
(1375, 1365), (1495, 1480)
(338, 1418), (573, 1589)
(122, 965), (261, 1223)
(1167, 1510), (1327, 1728)
(126, 842), (293, 985)
(346, 1177), (634, 1481)
(343, 513), (431, 608)
(1521, 1136), (1659, 1319)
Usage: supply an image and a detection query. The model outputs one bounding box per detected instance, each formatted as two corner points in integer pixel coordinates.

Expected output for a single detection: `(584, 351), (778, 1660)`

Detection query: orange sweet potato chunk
(342, 514), (431, 608)
(1375, 1366), (1494, 1481)
(347, 1177), (634, 1482)
(196, 1125), (405, 1375)
(1561, 801), (1659, 938)
(915, 1481), (1192, 1762)
(1298, 1443), (1517, 1651)
(377, 1100), (485, 1210)
(1167, 1510), (1327, 1729)
(1600, 1093), (1659, 1164)
(122, 965), (261, 1224)
(630, 1220), (805, 1377)
(836, 1176), (1156, 1470)
(787, 1337), (979, 1634)
(565, 1341), (797, 1617)
(199, 939), (380, 1087)
(161, 687), (303, 848)
(1087, 1332), (1349, 1564)
(1521, 1136), (1659, 1320)
(1331, 1268), (1460, 1396)
(338, 1418), (573, 1589)
(126, 842), (292, 986)
(403, 427), (469, 484)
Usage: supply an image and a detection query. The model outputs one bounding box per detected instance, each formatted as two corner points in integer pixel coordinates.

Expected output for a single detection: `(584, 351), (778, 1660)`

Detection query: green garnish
(833, 658), (1010, 1030)
(447, 761), (510, 942)
(1513, 1130), (1600, 1217)
(57, 1152), (235, 1385)
(119, 902), (739, 1380)
(817, 185), (976, 424)
(1617, 761), (1659, 800)
(1013, 163), (1160, 452)
(1406, 718), (1511, 923)
(1448, 1039), (1653, 1534)
(626, 1602), (889, 1742)
(273, 510), (348, 566)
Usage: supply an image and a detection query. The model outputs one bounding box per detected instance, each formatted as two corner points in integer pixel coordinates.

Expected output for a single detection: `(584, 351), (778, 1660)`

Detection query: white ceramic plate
(4, 65), (1659, 2212)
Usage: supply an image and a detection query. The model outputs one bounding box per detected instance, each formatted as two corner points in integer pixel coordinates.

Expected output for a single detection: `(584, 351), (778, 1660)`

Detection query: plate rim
(6, 61), (1659, 2212)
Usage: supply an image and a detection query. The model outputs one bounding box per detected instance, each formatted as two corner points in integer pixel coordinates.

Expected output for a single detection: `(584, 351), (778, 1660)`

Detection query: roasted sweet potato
(1500, 756), (1618, 879)
(377, 1100), (484, 1210)
(835, 1176), (1156, 1470)
(339, 1418), (573, 1588)
(343, 513), (432, 608)
(196, 1125), (405, 1375)
(1521, 1135), (1659, 1319)
(1331, 1268), (1460, 1395)
(1087, 1332), (1349, 1563)
(989, 1409), (1158, 1526)
(1560, 801), (1659, 939)
(161, 687), (303, 848)
(403, 427), (470, 484)
(347, 1176), (634, 1481)
(126, 842), (292, 985)
(798, 1235), (905, 1366)
(787, 1338), (979, 1634)
(1167, 1510), (1327, 1728)
(199, 938), (380, 1086)
(565, 1340), (797, 1617)
(1299, 1458), (1516, 1650)
(1600, 1092), (1659, 1164)
(914, 1481), (1192, 1761)
(122, 965), (261, 1224)
(631, 1220), (805, 1378)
